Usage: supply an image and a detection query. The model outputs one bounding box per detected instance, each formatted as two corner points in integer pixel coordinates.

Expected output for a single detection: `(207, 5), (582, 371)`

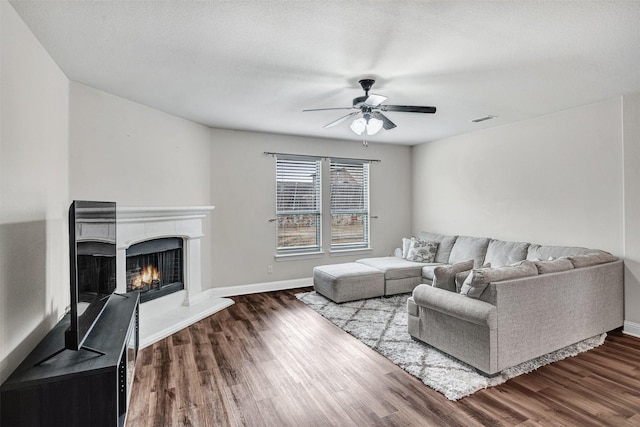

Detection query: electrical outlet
(267, 265), (273, 274)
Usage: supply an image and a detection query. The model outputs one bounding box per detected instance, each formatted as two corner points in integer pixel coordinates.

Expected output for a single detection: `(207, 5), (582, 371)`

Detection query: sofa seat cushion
(526, 244), (592, 261)
(484, 239), (530, 267)
(417, 231), (458, 264)
(460, 260), (538, 299)
(356, 257), (426, 280)
(449, 235), (490, 267)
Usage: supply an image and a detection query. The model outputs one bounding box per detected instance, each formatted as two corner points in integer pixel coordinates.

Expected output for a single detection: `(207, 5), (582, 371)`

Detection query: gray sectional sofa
(312, 231), (624, 376)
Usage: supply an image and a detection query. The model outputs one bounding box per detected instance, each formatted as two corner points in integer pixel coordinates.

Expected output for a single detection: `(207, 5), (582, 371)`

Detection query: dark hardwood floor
(127, 288), (640, 426)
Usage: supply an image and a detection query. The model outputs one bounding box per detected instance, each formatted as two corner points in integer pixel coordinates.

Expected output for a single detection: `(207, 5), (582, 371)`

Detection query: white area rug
(297, 291), (606, 401)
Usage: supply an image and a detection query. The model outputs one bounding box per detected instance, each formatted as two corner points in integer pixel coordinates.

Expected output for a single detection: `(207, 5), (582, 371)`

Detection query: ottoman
(313, 262), (385, 303)
(357, 257), (428, 295)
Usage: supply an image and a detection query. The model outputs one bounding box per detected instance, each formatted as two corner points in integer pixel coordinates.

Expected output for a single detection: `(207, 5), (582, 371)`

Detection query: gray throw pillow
(406, 238), (439, 263)
(567, 251), (616, 268)
(455, 262), (491, 292)
(460, 260), (538, 299)
(432, 259), (474, 292)
(534, 258), (574, 274)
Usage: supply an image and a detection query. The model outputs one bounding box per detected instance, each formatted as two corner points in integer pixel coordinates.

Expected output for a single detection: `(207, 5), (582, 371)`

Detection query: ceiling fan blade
(364, 94), (387, 107)
(371, 112), (396, 130)
(381, 105), (437, 114)
(323, 111), (360, 128)
(303, 107), (354, 112)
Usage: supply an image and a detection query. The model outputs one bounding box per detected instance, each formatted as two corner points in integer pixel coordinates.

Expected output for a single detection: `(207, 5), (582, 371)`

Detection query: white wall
(209, 129), (412, 289)
(412, 98), (624, 255)
(1, 1), (70, 383)
(623, 92), (640, 332)
(68, 82), (214, 289)
(67, 85), (413, 293)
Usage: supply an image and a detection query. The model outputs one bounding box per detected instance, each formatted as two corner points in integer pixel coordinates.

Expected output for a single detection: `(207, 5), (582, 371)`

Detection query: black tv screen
(65, 200), (117, 351)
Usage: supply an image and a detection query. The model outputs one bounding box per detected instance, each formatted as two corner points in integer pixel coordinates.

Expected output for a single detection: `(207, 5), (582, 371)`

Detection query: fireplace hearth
(116, 205), (234, 348)
(126, 237), (184, 303)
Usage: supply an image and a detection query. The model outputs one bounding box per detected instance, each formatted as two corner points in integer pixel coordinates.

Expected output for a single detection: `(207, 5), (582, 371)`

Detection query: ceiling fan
(303, 79), (436, 136)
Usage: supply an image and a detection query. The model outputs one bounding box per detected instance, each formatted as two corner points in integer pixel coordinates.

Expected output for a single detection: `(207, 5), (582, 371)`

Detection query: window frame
(329, 158), (370, 252)
(274, 155), (322, 255)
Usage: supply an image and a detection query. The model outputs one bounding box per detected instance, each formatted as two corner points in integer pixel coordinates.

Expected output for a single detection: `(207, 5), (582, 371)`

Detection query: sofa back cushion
(448, 235), (490, 267)
(484, 239), (530, 267)
(526, 244), (592, 261)
(566, 251), (617, 268)
(417, 231), (458, 264)
(534, 258), (574, 274)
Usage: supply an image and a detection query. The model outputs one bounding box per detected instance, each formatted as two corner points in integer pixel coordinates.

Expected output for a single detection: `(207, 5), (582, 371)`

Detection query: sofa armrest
(412, 285), (496, 328)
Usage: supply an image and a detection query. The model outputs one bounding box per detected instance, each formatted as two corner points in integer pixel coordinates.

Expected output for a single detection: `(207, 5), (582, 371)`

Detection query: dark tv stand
(34, 345), (106, 367)
(1, 292), (139, 427)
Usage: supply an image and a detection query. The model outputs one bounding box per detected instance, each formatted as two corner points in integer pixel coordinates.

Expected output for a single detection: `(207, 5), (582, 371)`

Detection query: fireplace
(126, 237), (184, 303)
(116, 206), (234, 348)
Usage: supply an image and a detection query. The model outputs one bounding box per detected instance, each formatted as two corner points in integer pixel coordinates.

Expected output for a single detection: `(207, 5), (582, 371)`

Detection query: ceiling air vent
(471, 115), (497, 123)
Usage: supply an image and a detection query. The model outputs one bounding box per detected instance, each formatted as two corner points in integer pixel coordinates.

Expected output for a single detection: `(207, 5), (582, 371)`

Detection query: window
(273, 154), (372, 256)
(275, 155), (322, 254)
(330, 159), (370, 251)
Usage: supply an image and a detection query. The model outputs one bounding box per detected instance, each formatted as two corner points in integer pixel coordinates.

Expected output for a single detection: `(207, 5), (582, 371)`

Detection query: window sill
(274, 251), (325, 261)
(330, 247), (373, 257)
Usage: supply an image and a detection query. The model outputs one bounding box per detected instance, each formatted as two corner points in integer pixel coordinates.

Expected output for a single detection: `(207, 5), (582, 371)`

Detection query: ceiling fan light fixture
(366, 117), (383, 135)
(350, 117), (366, 135)
(304, 78), (436, 136)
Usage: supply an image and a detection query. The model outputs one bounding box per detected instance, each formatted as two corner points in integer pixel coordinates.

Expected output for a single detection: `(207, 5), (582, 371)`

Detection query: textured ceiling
(9, 0), (640, 145)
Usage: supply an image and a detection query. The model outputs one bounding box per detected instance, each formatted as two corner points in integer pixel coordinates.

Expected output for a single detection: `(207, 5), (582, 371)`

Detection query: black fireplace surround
(126, 237), (184, 303)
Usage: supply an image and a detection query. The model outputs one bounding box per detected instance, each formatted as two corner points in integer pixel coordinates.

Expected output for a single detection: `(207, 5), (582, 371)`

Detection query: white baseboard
(207, 277), (313, 298)
(623, 320), (640, 338)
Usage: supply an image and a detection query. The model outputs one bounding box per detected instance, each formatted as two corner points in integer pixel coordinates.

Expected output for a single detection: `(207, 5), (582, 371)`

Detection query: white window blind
(275, 155), (322, 254)
(330, 159), (370, 250)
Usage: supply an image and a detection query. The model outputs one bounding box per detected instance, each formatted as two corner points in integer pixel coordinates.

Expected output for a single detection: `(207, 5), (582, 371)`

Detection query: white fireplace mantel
(117, 205), (233, 348)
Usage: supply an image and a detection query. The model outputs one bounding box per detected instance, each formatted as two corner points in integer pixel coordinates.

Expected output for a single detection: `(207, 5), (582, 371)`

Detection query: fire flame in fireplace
(131, 265), (161, 290)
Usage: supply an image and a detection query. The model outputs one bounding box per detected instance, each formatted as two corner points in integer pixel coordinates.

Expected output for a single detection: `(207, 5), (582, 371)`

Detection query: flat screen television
(65, 200), (117, 351)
